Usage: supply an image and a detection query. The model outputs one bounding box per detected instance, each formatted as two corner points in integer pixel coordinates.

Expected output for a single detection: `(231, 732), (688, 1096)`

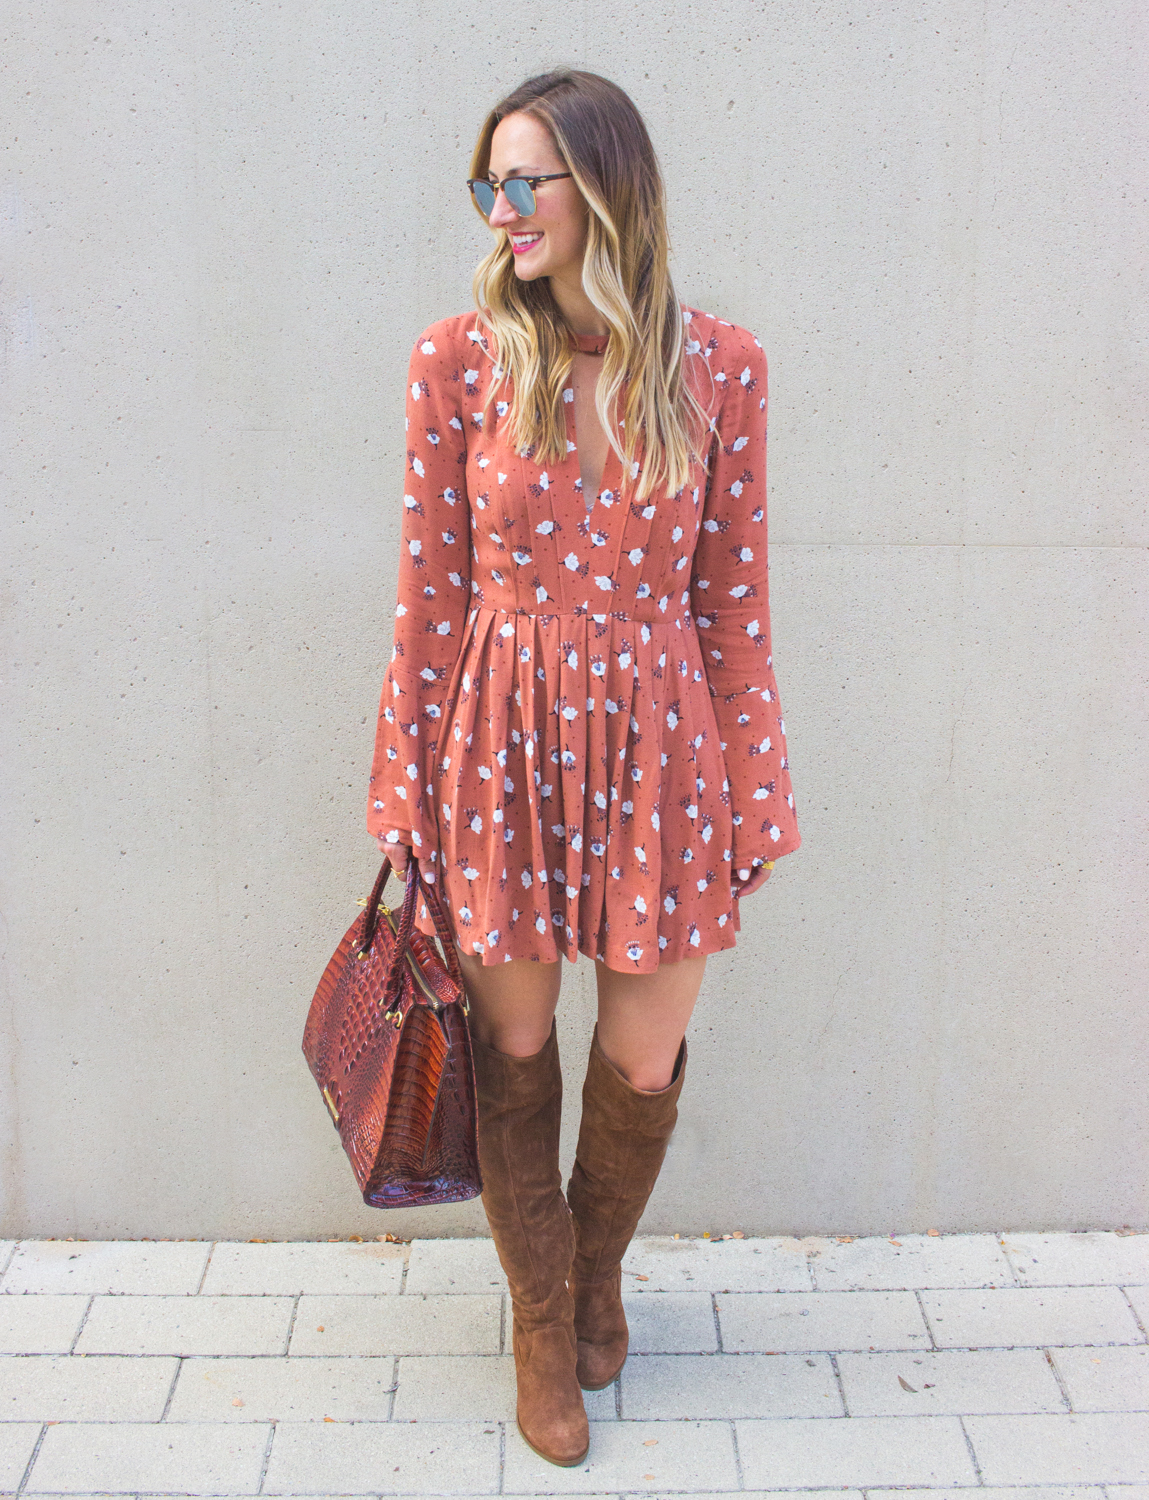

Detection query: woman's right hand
(731, 859), (775, 900)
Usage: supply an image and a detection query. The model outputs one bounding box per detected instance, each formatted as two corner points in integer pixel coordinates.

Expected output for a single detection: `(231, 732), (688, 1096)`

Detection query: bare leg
(593, 953), (707, 1091)
(458, 951), (564, 1058)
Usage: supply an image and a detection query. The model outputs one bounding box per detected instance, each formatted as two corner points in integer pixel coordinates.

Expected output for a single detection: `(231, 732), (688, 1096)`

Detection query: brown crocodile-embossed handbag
(302, 857), (482, 1208)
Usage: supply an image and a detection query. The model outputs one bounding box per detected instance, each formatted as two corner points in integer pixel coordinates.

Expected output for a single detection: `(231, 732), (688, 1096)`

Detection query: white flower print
(366, 310), (798, 975)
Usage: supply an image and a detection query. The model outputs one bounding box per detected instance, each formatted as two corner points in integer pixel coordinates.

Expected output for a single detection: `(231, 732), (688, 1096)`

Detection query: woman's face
(485, 111), (589, 286)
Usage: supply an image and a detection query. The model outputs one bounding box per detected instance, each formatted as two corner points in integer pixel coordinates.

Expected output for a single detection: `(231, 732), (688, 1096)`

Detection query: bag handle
(359, 855), (467, 1006)
(416, 864), (467, 997)
(358, 857), (396, 955)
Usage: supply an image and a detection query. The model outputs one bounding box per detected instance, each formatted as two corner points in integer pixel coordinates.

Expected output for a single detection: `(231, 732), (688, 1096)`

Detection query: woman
(367, 69), (799, 1466)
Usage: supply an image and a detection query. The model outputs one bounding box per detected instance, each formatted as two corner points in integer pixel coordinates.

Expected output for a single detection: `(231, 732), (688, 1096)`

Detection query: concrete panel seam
(195, 1242), (214, 1296)
(730, 1415), (746, 1489)
(386, 1351), (398, 1422)
(805, 1251), (818, 1291)
(1121, 1287), (1149, 1341)
(958, 1412), (986, 1484)
(15, 1420), (46, 1498)
(283, 1291), (300, 1356)
(68, 1293), (95, 1355)
(916, 1287), (941, 1349)
(1044, 1345), (1076, 1412)
(159, 1352), (182, 1421)
(998, 1231), (1025, 1288)
(830, 1350), (850, 1416)
(499, 1290), (506, 1355)
(257, 1418), (275, 1494)
(712, 1291), (724, 1353)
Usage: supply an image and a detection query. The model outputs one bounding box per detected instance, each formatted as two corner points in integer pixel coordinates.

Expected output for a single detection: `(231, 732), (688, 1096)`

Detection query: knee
(597, 1035), (686, 1094)
(473, 1016), (555, 1058)
(459, 953), (563, 1057)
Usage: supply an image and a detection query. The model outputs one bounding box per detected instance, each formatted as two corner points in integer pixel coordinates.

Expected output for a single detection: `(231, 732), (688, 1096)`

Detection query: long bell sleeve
(366, 326), (473, 866)
(689, 330), (800, 879)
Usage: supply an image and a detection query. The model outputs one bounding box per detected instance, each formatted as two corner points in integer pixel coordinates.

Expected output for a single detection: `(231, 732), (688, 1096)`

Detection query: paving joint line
(1120, 1285), (1148, 1340)
(386, 1353), (398, 1420)
(256, 1418), (276, 1494)
(68, 1291), (96, 1353)
(957, 1411), (986, 1485)
(995, 1229), (1025, 1288)
(195, 1240), (215, 1296)
(914, 1286), (940, 1349)
(497, 1417), (506, 1493)
(159, 1352), (183, 1419)
(0, 1240), (17, 1283)
(828, 1350), (849, 1416)
(14, 1419), (46, 1497)
(283, 1290), (301, 1355)
(1043, 1344), (1075, 1412)
(728, 1414), (745, 1489)
(804, 1244), (820, 1291)
(499, 1289), (507, 1354)
(711, 1290), (724, 1353)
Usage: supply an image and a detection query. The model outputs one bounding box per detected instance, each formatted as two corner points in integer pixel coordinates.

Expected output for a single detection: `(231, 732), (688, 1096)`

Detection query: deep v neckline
(567, 333), (619, 513)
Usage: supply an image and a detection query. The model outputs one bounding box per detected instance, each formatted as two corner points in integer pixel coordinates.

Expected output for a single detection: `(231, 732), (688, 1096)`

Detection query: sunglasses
(467, 172), (572, 219)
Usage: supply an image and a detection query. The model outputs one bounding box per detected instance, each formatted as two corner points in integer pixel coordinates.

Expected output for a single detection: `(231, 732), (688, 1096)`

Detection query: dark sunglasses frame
(467, 172), (572, 219)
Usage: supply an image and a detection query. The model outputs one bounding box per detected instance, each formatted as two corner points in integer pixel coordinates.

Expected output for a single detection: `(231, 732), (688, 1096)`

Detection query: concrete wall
(1, 0), (1145, 1239)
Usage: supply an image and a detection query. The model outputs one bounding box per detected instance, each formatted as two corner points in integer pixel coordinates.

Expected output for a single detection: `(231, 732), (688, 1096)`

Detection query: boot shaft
(472, 1021), (576, 1330)
(567, 1026), (687, 1283)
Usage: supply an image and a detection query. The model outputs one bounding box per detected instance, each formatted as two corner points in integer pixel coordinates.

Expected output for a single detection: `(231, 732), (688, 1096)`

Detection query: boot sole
(516, 1417), (589, 1468)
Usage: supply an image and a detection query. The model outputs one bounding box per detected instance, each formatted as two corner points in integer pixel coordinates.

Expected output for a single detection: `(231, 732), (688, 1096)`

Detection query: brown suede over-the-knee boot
(471, 1020), (589, 1467)
(566, 1025), (687, 1390)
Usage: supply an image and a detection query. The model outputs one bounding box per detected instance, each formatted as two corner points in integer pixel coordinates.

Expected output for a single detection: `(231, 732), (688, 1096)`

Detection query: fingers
(732, 861), (774, 899)
(375, 838), (439, 891)
(377, 838), (411, 875)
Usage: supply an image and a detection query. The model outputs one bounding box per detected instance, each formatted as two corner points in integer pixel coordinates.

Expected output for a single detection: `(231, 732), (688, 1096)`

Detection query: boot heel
(574, 1267), (628, 1389)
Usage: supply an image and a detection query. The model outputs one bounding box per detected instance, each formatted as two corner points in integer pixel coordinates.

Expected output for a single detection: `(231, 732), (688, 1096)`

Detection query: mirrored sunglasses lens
(505, 179), (536, 216)
(472, 181), (496, 215)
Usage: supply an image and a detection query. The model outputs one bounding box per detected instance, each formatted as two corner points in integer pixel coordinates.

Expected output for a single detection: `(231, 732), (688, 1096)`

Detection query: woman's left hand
(731, 861), (774, 899)
(377, 836), (438, 892)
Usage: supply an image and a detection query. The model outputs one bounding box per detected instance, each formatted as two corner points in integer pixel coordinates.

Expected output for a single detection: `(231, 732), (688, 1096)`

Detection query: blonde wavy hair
(469, 70), (712, 503)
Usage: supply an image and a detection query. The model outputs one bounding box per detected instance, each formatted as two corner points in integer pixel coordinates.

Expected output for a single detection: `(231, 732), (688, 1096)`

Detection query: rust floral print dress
(367, 306), (800, 972)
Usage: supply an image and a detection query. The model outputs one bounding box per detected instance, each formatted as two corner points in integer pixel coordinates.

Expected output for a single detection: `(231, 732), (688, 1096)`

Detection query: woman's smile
(511, 231), (544, 255)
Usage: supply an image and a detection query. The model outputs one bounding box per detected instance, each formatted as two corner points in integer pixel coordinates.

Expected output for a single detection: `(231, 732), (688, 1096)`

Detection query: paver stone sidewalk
(0, 1230), (1144, 1494)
